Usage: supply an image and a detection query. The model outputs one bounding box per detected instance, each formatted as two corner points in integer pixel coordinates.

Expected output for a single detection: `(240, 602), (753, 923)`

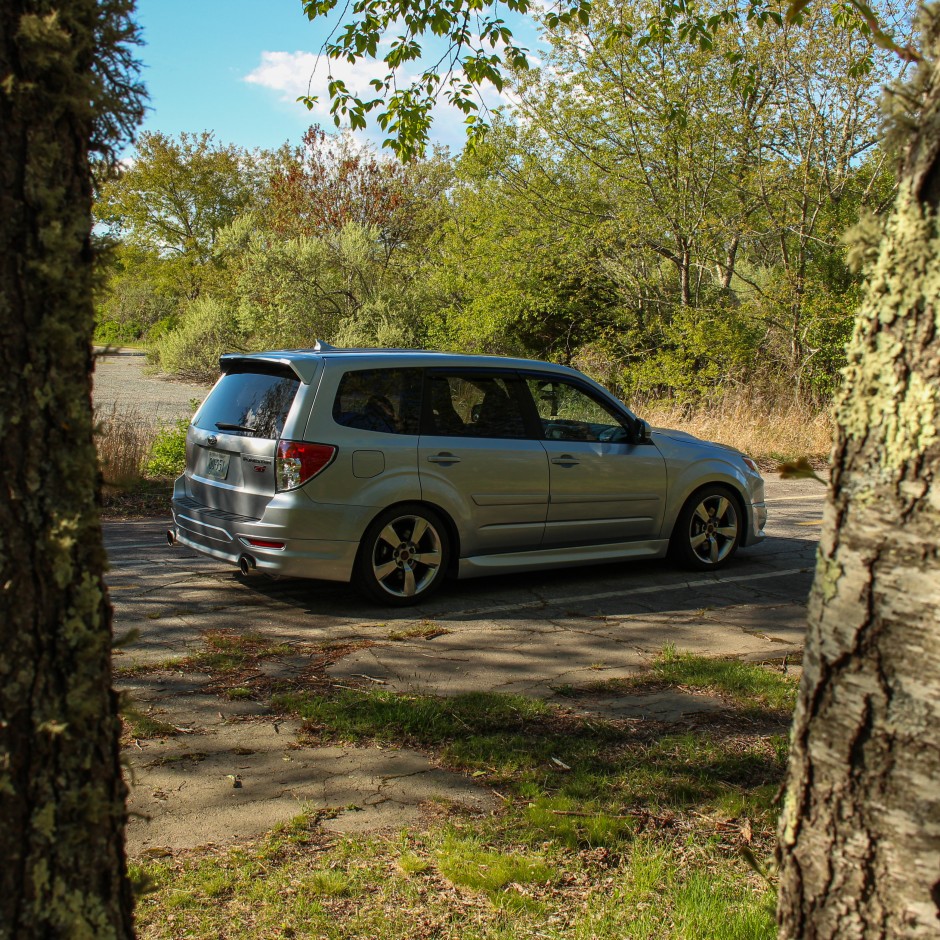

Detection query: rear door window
(423, 374), (529, 438)
(194, 369), (300, 440)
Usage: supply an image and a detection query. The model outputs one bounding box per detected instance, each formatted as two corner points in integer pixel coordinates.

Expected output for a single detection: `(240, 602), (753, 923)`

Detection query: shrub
(153, 296), (242, 381)
(145, 416), (189, 478)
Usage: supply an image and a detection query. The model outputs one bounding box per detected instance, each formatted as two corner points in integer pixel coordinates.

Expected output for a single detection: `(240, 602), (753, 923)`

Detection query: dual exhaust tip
(165, 528), (258, 577)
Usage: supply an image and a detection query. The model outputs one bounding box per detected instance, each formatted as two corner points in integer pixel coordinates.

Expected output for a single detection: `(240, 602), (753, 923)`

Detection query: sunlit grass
(132, 650), (793, 938)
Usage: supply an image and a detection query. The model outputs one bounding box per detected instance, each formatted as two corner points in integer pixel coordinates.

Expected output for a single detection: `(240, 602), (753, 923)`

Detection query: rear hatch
(187, 364), (302, 519)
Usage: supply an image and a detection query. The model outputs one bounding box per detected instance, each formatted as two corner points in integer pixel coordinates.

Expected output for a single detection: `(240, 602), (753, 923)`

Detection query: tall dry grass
(636, 393), (833, 464)
(94, 404), (160, 486)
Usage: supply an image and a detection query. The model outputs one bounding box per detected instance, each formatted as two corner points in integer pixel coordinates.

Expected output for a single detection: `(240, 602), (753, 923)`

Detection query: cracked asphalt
(109, 474), (822, 854)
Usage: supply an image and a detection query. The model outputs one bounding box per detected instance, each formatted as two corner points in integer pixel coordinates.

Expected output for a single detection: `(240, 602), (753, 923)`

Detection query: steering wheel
(547, 420), (592, 441)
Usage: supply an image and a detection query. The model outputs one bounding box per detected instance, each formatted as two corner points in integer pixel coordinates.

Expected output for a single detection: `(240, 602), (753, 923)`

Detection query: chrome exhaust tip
(238, 554), (256, 577)
(166, 529), (176, 546)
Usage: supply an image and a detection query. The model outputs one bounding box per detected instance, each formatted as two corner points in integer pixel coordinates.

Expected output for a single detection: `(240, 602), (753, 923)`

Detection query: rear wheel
(354, 504), (450, 606)
(670, 485), (742, 570)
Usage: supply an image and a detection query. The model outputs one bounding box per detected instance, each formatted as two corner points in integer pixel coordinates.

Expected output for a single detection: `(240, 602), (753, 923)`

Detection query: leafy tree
(505, 0), (899, 394)
(149, 127), (453, 374)
(95, 131), (266, 300)
(307, 1), (940, 936)
(436, 120), (619, 360)
(0, 0), (143, 935)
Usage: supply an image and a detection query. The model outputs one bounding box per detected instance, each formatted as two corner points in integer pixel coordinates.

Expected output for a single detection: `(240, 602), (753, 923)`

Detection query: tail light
(276, 441), (336, 491)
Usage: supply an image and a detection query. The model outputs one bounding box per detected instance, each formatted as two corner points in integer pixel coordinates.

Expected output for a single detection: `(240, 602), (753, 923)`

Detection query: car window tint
(332, 368), (421, 435)
(425, 375), (527, 438)
(195, 370), (299, 440)
(526, 378), (629, 443)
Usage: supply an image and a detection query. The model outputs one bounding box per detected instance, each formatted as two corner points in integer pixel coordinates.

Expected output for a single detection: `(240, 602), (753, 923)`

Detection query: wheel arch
(359, 498), (462, 577)
(667, 478), (750, 545)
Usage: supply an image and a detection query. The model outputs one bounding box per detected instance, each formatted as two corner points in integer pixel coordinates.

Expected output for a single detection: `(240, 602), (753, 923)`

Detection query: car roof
(220, 343), (584, 385)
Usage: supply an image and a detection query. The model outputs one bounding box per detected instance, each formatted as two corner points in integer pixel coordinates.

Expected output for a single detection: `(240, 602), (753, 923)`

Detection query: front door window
(525, 378), (630, 443)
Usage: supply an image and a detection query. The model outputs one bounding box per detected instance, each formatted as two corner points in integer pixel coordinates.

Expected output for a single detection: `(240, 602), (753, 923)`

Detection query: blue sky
(133, 0), (543, 156)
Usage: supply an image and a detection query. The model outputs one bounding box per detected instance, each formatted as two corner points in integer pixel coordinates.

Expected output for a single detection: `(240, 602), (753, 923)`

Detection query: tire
(354, 504), (450, 606)
(670, 485), (742, 571)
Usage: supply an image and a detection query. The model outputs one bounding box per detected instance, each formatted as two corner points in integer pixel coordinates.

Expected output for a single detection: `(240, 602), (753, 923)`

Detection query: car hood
(651, 426), (743, 457)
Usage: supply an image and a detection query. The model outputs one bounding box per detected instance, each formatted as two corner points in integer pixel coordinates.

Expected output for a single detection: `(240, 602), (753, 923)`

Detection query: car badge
(253, 466), (266, 473)
(207, 435), (218, 447)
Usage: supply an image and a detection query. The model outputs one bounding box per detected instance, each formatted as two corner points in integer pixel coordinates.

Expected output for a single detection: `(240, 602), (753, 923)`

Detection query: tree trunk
(777, 24), (940, 940)
(0, 2), (136, 937)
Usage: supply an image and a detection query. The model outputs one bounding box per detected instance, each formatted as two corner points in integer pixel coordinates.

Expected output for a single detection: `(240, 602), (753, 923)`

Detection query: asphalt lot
(107, 473), (822, 690)
(110, 473), (823, 852)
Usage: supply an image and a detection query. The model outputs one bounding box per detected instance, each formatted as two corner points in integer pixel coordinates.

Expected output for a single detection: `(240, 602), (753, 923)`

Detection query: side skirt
(457, 539), (670, 579)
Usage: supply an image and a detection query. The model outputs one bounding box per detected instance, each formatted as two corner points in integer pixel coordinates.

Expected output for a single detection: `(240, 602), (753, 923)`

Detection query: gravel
(92, 348), (210, 426)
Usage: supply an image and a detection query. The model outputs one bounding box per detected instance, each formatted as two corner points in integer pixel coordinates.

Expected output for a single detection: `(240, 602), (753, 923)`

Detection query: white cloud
(244, 51), (391, 119)
(243, 48), (527, 153)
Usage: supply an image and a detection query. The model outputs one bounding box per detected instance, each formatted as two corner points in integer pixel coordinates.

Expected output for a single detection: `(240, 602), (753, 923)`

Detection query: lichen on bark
(777, 9), (940, 937)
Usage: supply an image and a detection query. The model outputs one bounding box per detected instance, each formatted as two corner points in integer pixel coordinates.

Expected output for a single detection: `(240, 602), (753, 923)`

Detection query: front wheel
(354, 505), (450, 606)
(670, 485), (742, 570)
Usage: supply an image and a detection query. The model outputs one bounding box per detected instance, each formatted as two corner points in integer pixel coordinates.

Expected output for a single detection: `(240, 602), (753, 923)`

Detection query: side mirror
(635, 419), (653, 444)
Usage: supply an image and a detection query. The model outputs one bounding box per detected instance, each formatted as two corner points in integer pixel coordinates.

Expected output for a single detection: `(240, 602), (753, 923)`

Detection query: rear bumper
(171, 491), (359, 582)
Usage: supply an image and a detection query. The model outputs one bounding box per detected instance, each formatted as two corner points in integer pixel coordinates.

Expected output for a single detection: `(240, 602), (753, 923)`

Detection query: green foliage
(626, 305), (765, 403)
(296, 0), (905, 159)
(96, 11), (898, 406)
(144, 416), (189, 478)
(153, 296), (242, 382)
(94, 131), (271, 329)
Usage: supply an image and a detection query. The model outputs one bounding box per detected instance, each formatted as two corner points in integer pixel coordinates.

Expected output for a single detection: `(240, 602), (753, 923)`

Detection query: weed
(183, 630), (293, 675)
(387, 621), (452, 641)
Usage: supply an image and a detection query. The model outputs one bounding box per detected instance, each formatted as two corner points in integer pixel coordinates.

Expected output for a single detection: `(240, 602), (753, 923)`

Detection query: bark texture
(777, 15), (940, 939)
(0, 3), (137, 937)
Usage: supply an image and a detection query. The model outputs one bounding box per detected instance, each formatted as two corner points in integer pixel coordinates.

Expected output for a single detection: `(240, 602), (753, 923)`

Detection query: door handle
(551, 455), (579, 466)
(427, 452), (461, 464)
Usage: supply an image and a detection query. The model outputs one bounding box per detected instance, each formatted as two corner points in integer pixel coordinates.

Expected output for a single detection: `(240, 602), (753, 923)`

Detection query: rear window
(195, 370), (300, 440)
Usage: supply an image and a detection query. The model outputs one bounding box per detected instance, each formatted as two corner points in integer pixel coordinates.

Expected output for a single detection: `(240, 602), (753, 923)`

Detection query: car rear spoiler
(218, 354), (319, 384)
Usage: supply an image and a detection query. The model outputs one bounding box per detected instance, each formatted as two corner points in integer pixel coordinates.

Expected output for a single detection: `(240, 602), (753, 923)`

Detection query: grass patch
(183, 630), (294, 675)
(650, 646), (798, 714)
(132, 822), (775, 939)
(122, 709), (179, 740)
(436, 832), (554, 898)
(275, 682), (787, 848)
(566, 647), (798, 717)
(132, 650), (791, 938)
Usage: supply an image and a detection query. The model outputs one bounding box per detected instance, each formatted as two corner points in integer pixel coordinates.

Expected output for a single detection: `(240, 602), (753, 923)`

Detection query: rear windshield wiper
(215, 422), (256, 434)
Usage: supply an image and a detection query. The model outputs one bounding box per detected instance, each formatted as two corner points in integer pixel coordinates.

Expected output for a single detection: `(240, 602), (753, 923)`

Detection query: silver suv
(169, 344), (766, 606)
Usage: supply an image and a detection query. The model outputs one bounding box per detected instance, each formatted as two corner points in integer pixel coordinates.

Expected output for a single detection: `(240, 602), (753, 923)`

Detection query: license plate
(205, 450), (231, 480)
